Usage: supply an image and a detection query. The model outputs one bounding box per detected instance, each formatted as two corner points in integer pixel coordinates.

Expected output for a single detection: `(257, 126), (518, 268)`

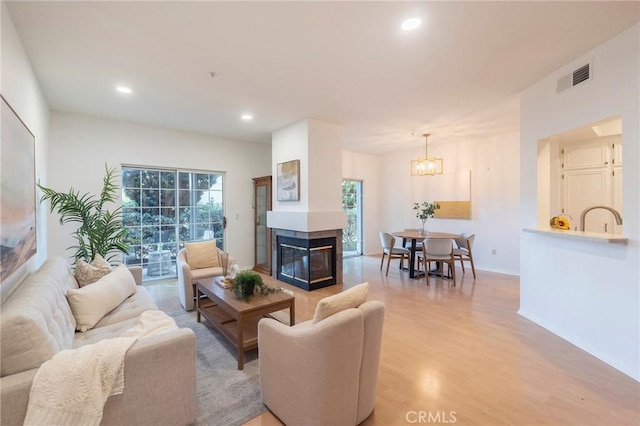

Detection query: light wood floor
(147, 256), (640, 426)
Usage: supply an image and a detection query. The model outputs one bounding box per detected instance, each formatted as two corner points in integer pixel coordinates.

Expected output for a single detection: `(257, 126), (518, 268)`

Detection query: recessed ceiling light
(116, 86), (132, 94)
(241, 114), (253, 121)
(401, 18), (422, 31)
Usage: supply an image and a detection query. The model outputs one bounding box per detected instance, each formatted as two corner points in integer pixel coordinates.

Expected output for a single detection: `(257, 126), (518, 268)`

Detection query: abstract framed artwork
(277, 159), (300, 201)
(1, 96), (37, 283)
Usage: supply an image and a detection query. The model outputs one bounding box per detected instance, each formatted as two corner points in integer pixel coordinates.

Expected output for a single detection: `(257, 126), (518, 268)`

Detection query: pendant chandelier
(411, 133), (443, 176)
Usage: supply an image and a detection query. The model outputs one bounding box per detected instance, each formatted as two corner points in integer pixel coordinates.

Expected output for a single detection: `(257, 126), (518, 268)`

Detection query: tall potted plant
(38, 164), (129, 264)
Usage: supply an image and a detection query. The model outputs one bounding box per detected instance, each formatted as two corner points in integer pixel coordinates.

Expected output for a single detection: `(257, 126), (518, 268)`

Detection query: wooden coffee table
(195, 276), (295, 370)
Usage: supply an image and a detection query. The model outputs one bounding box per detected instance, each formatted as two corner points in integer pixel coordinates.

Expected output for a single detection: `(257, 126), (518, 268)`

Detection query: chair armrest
(127, 266), (143, 285)
(0, 368), (38, 425)
(0, 328), (196, 426)
(176, 255), (194, 310)
(102, 328), (196, 425)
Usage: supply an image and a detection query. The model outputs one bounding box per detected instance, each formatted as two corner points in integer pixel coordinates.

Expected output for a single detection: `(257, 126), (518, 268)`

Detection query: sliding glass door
(122, 167), (225, 282)
(342, 179), (363, 257)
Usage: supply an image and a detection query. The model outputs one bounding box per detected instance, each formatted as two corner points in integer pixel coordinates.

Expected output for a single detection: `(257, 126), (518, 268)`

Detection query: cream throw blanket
(23, 310), (178, 426)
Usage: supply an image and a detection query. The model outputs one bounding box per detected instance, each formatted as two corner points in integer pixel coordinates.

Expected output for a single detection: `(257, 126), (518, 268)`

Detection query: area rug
(168, 310), (267, 426)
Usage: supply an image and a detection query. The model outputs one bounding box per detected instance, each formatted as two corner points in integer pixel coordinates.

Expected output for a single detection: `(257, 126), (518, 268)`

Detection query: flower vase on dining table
(420, 219), (428, 234)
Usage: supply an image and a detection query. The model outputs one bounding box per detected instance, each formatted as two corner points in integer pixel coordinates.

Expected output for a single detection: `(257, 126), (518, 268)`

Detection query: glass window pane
(122, 169), (140, 188)
(161, 171), (176, 189)
(142, 226), (160, 244)
(160, 208), (176, 223)
(123, 188), (141, 206)
(161, 189), (176, 207)
(141, 170), (159, 188)
(142, 208), (159, 225)
(142, 189), (159, 207)
(125, 228), (142, 245)
(178, 172), (190, 189)
(160, 225), (177, 243)
(178, 190), (192, 207)
(194, 174), (210, 190)
(123, 208), (141, 226)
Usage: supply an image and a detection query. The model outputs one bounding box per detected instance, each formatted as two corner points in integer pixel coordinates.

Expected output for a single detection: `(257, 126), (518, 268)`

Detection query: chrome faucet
(579, 206), (623, 231)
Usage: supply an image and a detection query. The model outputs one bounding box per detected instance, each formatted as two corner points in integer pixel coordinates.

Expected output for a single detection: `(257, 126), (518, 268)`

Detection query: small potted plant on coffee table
(232, 270), (281, 301)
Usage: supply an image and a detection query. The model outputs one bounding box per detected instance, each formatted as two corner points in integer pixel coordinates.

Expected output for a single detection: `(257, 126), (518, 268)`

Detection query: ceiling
(6, 1), (639, 155)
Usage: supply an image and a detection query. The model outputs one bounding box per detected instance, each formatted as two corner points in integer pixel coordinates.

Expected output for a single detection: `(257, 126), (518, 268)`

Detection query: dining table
(392, 230), (462, 279)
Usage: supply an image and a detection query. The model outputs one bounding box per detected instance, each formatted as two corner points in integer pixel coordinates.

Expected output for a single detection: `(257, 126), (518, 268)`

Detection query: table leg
(409, 239), (417, 278)
(196, 288), (201, 323)
(289, 300), (295, 326)
(237, 314), (244, 370)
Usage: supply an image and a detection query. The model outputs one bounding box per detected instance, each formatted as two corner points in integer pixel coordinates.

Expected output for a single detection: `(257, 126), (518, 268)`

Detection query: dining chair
(417, 238), (456, 286)
(453, 233), (476, 278)
(379, 232), (410, 276)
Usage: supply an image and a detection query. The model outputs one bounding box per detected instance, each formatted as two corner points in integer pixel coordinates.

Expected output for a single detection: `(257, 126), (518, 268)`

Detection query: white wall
(519, 24), (639, 380)
(47, 111), (271, 269)
(378, 133), (521, 275)
(342, 150), (381, 255)
(269, 118), (346, 232)
(271, 120), (308, 212)
(1, 3), (50, 300)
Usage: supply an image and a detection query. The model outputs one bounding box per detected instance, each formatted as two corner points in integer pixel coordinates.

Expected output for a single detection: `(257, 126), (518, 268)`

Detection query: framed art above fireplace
(276, 159), (300, 202)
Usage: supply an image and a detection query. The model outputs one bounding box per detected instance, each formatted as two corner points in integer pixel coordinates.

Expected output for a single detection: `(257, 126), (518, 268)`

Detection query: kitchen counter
(523, 228), (628, 244)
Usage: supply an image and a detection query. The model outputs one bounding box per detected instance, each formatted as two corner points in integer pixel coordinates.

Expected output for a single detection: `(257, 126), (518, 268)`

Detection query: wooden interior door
(253, 176), (272, 275)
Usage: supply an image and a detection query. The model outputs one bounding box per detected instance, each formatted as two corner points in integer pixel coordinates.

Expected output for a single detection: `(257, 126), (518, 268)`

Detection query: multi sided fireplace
(274, 230), (341, 291)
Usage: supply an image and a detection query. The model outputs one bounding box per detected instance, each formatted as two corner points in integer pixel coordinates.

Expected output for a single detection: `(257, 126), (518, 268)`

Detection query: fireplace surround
(272, 228), (342, 291)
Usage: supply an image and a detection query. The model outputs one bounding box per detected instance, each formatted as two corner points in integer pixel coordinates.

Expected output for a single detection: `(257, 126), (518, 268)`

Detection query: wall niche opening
(537, 116), (623, 235)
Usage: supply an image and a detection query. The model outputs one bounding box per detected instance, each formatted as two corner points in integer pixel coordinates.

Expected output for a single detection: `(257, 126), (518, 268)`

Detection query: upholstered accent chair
(258, 283), (385, 426)
(176, 240), (232, 311)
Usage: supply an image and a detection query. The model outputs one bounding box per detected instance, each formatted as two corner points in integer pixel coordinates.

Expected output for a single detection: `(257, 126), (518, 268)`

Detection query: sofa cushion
(185, 240), (219, 269)
(67, 264), (137, 332)
(190, 266), (225, 281)
(72, 317), (140, 348)
(1, 257), (78, 377)
(74, 254), (112, 287)
(312, 282), (369, 324)
(93, 286), (157, 329)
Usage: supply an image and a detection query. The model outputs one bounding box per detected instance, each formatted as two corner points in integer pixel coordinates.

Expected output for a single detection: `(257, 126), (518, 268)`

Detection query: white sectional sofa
(0, 257), (197, 425)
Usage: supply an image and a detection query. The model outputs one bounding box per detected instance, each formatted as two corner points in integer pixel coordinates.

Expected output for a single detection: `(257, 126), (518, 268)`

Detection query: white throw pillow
(312, 282), (369, 324)
(75, 254), (112, 287)
(67, 264), (137, 332)
(185, 240), (219, 269)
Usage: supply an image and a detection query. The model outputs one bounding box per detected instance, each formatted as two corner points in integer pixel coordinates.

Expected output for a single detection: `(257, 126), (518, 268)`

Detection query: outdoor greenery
(342, 180), (359, 253)
(38, 164), (129, 264)
(121, 169), (223, 267)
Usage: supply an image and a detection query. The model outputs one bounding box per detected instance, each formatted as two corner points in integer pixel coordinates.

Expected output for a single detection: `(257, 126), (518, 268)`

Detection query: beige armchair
(176, 240), (233, 311)
(258, 283), (385, 425)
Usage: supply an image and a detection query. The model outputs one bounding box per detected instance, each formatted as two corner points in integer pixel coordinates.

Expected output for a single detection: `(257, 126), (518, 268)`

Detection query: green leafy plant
(413, 202), (441, 232)
(232, 270), (280, 301)
(413, 202), (440, 220)
(38, 164), (129, 264)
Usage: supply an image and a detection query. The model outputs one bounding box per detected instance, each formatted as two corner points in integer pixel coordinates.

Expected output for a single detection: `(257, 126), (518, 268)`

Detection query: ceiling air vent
(557, 62), (592, 93)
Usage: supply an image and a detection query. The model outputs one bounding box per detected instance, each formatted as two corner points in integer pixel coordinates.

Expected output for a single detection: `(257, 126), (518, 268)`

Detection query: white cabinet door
(563, 140), (607, 170)
(563, 169), (608, 232)
(561, 137), (622, 234)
